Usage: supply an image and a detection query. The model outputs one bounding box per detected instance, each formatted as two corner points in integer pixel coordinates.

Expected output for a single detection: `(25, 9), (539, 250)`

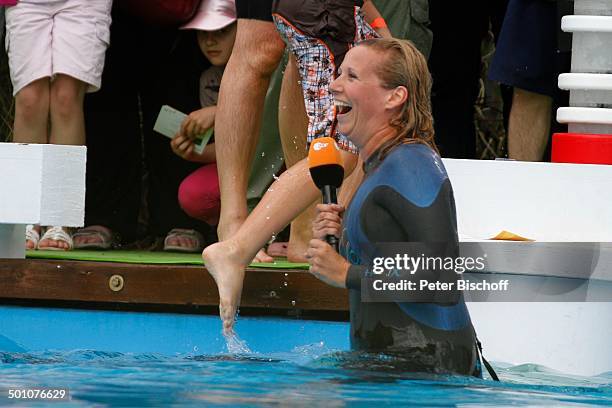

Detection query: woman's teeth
(335, 101), (352, 115)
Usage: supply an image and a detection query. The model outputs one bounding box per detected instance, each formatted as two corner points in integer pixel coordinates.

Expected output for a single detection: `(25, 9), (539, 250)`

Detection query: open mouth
(335, 100), (352, 115)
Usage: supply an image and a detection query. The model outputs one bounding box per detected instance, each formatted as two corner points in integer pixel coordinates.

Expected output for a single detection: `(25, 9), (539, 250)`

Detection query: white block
(0, 143), (86, 227)
(0, 224), (25, 258)
(442, 159), (612, 242)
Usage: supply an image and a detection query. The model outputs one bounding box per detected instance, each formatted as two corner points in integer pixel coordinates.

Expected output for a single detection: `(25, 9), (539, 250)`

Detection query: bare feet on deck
(252, 248), (274, 263)
(287, 240), (309, 263)
(202, 241), (247, 334)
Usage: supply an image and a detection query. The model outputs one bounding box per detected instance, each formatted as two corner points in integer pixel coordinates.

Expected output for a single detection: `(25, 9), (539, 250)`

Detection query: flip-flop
(37, 226), (73, 251)
(163, 228), (204, 253)
(73, 226), (117, 250)
(26, 224), (40, 250)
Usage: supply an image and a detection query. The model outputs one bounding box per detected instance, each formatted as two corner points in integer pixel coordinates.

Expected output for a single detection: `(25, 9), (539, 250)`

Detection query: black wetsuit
(340, 143), (481, 376)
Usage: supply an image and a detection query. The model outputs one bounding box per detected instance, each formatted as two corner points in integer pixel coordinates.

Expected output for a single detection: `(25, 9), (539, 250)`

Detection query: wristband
(370, 17), (387, 29)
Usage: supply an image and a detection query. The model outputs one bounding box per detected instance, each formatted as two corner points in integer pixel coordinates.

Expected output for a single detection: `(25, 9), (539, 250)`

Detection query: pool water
(2, 346), (611, 406)
(0, 308), (611, 406)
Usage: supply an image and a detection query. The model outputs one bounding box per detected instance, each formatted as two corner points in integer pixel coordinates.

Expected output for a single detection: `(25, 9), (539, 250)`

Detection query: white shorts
(5, 0), (112, 96)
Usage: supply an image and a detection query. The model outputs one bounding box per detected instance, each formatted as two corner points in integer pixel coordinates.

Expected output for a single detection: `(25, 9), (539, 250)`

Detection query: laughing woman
(306, 38), (482, 376)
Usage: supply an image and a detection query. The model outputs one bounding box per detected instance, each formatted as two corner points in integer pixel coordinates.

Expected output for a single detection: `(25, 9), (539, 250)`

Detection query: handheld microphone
(308, 137), (345, 251)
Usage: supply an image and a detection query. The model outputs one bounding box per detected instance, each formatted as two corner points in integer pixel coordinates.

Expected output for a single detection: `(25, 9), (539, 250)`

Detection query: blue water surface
(1, 346), (611, 406)
(0, 307), (611, 407)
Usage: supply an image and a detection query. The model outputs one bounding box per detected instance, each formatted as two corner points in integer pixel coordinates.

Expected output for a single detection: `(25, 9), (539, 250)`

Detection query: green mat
(26, 250), (310, 270)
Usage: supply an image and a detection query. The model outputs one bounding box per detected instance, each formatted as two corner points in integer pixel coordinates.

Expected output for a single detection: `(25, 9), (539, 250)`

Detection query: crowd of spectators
(0, 0), (568, 253)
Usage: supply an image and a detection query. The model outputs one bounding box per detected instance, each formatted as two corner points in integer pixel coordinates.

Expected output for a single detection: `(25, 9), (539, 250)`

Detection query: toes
(253, 249), (274, 263)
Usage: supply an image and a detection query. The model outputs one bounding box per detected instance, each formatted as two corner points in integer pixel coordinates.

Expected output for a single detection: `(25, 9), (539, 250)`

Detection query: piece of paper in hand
(154, 105), (213, 155)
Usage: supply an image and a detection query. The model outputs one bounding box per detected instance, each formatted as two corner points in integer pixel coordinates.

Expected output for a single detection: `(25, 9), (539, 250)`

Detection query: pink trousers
(178, 164), (220, 226)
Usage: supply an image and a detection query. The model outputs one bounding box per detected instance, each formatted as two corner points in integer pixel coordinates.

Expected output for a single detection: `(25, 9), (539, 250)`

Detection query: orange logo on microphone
(308, 137), (343, 170)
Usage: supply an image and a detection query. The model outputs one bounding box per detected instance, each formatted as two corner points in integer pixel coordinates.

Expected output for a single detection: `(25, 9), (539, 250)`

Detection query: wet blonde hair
(358, 38), (438, 158)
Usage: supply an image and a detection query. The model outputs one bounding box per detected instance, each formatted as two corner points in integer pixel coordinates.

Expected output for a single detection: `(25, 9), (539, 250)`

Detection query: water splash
(224, 332), (252, 354)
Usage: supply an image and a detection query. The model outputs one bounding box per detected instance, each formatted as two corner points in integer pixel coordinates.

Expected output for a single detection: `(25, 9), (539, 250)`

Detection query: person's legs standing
(12, 79), (49, 144)
(6, 2), (53, 144)
(214, 4), (285, 241)
(489, 0), (560, 161)
(507, 88), (552, 161)
(278, 54), (313, 262)
(49, 74), (86, 145)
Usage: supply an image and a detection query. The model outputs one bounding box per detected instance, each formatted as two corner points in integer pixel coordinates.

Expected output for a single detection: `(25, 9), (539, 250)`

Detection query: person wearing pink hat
(163, 0), (238, 251)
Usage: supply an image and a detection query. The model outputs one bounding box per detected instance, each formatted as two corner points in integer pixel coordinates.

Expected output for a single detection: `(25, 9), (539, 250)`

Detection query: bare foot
(287, 240), (309, 263)
(267, 242), (288, 258)
(202, 240), (248, 334)
(252, 248), (274, 263)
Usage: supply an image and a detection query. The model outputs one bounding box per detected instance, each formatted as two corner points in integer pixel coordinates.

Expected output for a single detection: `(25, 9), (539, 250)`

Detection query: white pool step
(562, 15), (612, 32)
(559, 73), (612, 90)
(0, 143), (86, 258)
(557, 106), (612, 133)
(562, 15), (612, 74)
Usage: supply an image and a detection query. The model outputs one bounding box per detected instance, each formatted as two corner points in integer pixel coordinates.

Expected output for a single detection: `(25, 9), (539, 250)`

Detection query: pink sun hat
(180, 0), (236, 31)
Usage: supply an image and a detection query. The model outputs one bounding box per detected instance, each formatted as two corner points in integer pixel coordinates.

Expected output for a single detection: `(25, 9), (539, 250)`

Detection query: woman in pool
(306, 38), (481, 376)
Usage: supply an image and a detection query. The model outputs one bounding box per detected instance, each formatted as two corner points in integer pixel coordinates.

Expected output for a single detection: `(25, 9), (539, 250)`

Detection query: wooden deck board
(0, 259), (349, 312)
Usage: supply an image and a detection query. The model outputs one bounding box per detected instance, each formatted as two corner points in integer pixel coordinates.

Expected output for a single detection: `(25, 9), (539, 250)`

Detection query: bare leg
(278, 55), (313, 262)
(215, 19), (285, 243)
(14, 79), (50, 249)
(203, 152), (357, 333)
(507, 88), (552, 162)
(49, 74), (87, 146)
(13, 78), (50, 144)
(39, 74), (87, 250)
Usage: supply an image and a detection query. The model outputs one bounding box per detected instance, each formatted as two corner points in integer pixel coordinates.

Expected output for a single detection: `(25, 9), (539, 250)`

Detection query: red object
(117, 0), (202, 27)
(0, 0), (19, 6)
(369, 17), (388, 29)
(552, 133), (612, 165)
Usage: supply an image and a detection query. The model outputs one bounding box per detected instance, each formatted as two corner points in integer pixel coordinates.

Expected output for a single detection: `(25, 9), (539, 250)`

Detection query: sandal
(73, 225), (117, 250)
(37, 226), (73, 251)
(163, 228), (204, 253)
(26, 224), (40, 250)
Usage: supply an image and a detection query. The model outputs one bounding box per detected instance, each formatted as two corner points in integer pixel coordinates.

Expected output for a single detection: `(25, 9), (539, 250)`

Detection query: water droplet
(291, 300), (296, 306)
(284, 282), (288, 287)
(261, 152), (266, 157)
(273, 174), (280, 181)
(284, 273), (288, 277)
(266, 216), (270, 220)
(193, 346), (199, 352)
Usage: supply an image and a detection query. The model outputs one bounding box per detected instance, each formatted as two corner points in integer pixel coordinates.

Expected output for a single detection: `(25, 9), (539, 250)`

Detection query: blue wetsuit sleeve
(346, 264), (367, 290)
